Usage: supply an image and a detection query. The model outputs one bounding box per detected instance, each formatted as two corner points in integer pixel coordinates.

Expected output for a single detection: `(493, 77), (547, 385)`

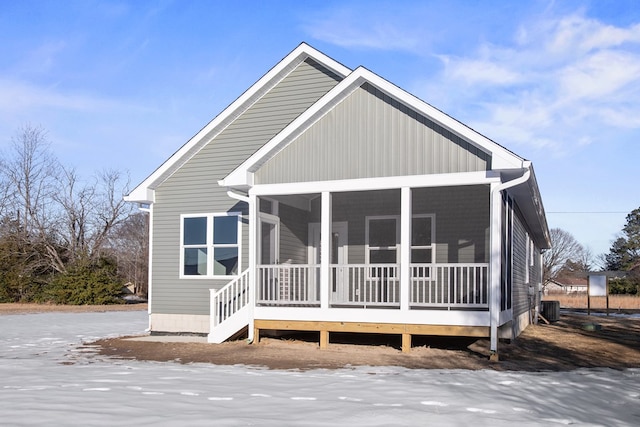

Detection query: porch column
(248, 193), (258, 342)
(320, 191), (331, 310)
(489, 183), (502, 360)
(400, 187), (411, 312)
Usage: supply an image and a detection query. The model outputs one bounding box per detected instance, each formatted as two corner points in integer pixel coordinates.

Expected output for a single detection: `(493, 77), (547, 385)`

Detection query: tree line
(544, 207), (640, 294)
(0, 124), (148, 304)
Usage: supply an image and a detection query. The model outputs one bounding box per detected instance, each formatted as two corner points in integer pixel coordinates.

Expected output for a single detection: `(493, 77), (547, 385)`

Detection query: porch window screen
(181, 213), (240, 277)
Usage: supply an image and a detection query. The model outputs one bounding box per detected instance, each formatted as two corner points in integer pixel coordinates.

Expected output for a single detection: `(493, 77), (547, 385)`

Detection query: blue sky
(1, 0), (639, 260)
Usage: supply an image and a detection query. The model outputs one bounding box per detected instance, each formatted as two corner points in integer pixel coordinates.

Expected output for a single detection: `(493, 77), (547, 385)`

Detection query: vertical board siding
(151, 59), (342, 315)
(256, 83), (491, 184)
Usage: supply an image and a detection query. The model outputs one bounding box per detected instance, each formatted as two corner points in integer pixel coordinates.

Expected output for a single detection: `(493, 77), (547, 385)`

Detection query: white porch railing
(331, 264), (399, 307)
(255, 263), (489, 309)
(410, 264), (488, 308)
(257, 264), (320, 306)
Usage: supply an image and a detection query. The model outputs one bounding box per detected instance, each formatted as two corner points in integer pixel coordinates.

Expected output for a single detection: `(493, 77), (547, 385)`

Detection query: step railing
(209, 269), (250, 343)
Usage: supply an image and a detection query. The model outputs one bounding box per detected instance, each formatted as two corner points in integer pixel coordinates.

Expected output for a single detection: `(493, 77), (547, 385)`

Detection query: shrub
(609, 277), (640, 295)
(43, 257), (124, 305)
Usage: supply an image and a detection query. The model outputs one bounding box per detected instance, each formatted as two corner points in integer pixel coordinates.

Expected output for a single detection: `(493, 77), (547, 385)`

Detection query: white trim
(179, 212), (242, 279)
(249, 171), (499, 197)
(400, 188), (411, 311)
(258, 212), (280, 264)
(320, 192), (331, 310)
(248, 194), (258, 342)
(126, 43), (351, 203)
(147, 204), (154, 323)
(254, 306), (490, 327)
(222, 67), (525, 188)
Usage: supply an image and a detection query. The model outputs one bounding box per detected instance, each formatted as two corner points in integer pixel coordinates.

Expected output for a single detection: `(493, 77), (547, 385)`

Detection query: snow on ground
(1, 312), (638, 426)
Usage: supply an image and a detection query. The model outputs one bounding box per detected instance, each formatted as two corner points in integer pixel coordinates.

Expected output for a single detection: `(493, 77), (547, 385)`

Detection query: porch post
(489, 183), (502, 360)
(248, 193), (258, 342)
(400, 187), (411, 312)
(320, 191), (331, 310)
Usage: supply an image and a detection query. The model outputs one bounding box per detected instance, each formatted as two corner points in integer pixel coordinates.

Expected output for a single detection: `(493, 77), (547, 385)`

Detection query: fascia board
(126, 43), (351, 202)
(222, 66), (525, 187)
(249, 171), (500, 196)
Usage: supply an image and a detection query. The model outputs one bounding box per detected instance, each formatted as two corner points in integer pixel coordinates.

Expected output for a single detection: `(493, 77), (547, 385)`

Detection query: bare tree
(109, 211), (149, 295)
(543, 228), (588, 284)
(3, 124), (59, 235)
(50, 167), (134, 267)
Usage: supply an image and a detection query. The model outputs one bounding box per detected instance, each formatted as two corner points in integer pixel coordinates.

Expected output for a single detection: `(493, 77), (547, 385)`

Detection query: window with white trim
(525, 234), (536, 284)
(411, 214), (435, 264)
(366, 216), (399, 264)
(366, 216), (399, 278)
(181, 213), (241, 277)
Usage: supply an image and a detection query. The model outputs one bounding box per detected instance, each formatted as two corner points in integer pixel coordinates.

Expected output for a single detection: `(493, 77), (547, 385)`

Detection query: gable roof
(125, 42), (549, 248)
(221, 65), (527, 188)
(125, 43), (351, 203)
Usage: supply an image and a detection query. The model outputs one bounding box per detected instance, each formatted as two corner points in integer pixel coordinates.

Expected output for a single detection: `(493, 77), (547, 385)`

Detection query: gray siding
(151, 59), (342, 316)
(511, 198), (544, 330)
(512, 210), (529, 318)
(256, 82), (491, 184)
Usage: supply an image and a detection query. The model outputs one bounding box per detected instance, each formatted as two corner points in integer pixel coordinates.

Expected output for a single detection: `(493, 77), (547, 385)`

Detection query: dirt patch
(3, 303), (638, 371)
(95, 313), (640, 371)
(0, 302), (147, 315)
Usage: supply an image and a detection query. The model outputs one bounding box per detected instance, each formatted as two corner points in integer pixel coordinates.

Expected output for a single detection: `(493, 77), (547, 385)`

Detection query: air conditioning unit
(541, 300), (560, 322)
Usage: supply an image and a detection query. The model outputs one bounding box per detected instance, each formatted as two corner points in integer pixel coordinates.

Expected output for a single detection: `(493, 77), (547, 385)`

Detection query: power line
(547, 211), (628, 214)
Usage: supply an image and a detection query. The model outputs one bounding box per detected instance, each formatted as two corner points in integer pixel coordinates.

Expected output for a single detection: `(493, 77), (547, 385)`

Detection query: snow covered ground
(1, 311), (638, 426)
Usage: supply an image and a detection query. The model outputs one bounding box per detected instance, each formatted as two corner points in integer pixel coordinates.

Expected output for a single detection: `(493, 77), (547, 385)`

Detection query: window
(411, 214), (435, 264)
(181, 213), (241, 277)
(366, 216), (399, 264)
(525, 234), (534, 283)
(411, 214), (435, 277)
(366, 216), (399, 278)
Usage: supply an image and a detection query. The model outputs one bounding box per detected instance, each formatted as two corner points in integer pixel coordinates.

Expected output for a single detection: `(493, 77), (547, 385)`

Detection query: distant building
(544, 277), (588, 294)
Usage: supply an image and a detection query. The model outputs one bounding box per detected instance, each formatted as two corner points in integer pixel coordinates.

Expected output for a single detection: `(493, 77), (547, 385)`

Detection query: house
(544, 277), (588, 294)
(125, 43), (551, 359)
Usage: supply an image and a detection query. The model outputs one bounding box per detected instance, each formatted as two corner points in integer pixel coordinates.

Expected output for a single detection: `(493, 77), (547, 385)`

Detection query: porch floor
(253, 319), (490, 353)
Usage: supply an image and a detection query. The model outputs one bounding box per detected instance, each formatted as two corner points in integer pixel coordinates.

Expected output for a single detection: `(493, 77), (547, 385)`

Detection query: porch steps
(208, 269), (250, 344)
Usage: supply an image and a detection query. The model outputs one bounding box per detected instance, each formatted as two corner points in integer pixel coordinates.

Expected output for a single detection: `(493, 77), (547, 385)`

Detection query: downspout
(226, 189), (255, 343)
(489, 161), (531, 361)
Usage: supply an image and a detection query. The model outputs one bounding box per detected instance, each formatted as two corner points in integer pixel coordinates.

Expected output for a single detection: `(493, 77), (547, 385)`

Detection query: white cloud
(302, 6), (422, 52)
(0, 78), (151, 114)
(421, 11), (640, 156)
(558, 50), (640, 101)
(439, 55), (523, 86)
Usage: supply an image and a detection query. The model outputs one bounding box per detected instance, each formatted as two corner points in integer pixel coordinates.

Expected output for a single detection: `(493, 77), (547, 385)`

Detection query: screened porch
(255, 186), (491, 311)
